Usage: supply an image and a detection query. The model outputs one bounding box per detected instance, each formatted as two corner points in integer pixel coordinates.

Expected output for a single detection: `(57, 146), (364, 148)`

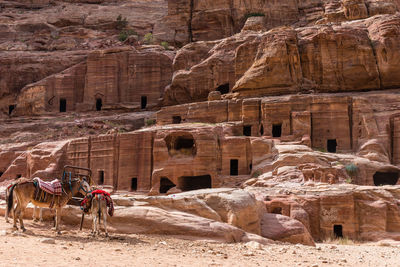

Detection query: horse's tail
(7, 184), (16, 214)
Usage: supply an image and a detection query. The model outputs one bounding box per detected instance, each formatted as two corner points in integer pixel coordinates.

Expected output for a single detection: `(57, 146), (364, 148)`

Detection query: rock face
(12, 47), (173, 115)
(3, 0), (400, 247)
(0, 140), (69, 182)
(145, 188), (262, 234)
(2, 0), (400, 116)
(164, 13), (400, 105)
(0, 51), (86, 102)
(251, 184), (400, 242)
(4, 90), (400, 191)
(261, 213), (315, 246)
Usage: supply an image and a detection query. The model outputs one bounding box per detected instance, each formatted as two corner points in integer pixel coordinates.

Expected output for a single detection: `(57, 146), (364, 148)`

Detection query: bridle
(60, 172), (90, 195)
(78, 179), (91, 194)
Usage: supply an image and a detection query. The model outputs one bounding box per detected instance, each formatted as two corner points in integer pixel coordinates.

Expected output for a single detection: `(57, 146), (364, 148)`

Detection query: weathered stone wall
(117, 131), (154, 191)
(158, 95), (355, 152)
(260, 185), (400, 241)
(151, 126), (221, 193)
(310, 99), (352, 152)
(221, 137), (252, 176)
(13, 48), (173, 115)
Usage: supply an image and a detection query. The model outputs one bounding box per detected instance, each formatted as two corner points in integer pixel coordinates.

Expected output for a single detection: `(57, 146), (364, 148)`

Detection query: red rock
(260, 213), (315, 246)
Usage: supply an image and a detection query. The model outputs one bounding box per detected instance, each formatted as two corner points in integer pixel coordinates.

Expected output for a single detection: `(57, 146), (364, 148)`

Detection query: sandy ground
(0, 219), (399, 267)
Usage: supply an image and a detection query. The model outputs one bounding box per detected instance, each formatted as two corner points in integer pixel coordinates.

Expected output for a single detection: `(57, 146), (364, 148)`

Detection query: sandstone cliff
(164, 13), (400, 105)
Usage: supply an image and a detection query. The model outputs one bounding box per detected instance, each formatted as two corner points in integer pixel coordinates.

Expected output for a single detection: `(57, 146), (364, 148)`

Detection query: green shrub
(118, 31), (128, 42)
(160, 41), (169, 50)
(244, 12), (265, 20)
(143, 33), (153, 44)
(116, 14), (128, 30)
(345, 163), (358, 177)
(145, 119), (156, 126)
(118, 29), (137, 42)
(252, 170), (261, 178)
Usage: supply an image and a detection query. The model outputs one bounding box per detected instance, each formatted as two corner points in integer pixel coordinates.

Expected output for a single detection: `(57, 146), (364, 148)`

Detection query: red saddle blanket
(81, 189), (114, 216)
(33, 178), (62, 196)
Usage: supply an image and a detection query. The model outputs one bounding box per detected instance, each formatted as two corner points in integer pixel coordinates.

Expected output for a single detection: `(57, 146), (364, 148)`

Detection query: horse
(5, 183), (44, 223)
(7, 177), (90, 234)
(81, 190), (114, 237)
(90, 194), (109, 237)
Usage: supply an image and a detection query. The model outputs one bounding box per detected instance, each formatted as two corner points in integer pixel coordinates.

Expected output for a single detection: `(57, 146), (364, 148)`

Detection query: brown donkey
(90, 194), (109, 237)
(5, 182), (44, 223)
(7, 177), (90, 234)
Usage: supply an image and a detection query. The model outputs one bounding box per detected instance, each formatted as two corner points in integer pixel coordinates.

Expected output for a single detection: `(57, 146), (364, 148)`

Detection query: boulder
(260, 213), (315, 246)
(145, 188), (262, 235)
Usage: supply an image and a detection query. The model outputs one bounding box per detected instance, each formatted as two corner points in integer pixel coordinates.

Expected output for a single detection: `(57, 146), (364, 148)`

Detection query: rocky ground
(0, 219), (399, 267)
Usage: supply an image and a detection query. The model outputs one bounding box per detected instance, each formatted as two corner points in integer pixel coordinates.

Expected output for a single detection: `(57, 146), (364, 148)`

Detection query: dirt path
(0, 219), (399, 267)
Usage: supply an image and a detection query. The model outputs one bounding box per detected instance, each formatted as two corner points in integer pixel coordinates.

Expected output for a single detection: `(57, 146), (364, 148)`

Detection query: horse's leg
(5, 206), (9, 223)
(92, 212), (97, 236)
(91, 200), (98, 236)
(102, 203), (108, 237)
(39, 208), (43, 222)
(19, 204), (26, 232)
(5, 190), (9, 223)
(55, 207), (61, 234)
(12, 201), (19, 230)
(33, 206), (38, 222)
(97, 210), (100, 235)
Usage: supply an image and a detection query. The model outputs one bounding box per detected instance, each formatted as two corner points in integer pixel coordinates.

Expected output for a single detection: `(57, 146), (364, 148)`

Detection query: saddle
(81, 189), (114, 216)
(33, 177), (62, 208)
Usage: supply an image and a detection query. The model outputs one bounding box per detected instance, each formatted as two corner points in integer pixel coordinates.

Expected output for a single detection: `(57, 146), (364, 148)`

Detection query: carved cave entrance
(98, 170), (104, 185)
(165, 133), (196, 157)
(373, 171), (399, 186)
(178, 175), (212, 191)
(96, 98), (102, 111)
(327, 139), (337, 153)
(141, 96), (147, 109)
(159, 177), (176, 193)
(131, 178), (137, 191)
(16, 174), (21, 178)
(260, 124), (264, 136)
(271, 207), (282, 214)
(333, 224), (343, 238)
(230, 159), (239, 176)
(272, 124), (282, 137)
(216, 83), (230, 95)
(59, 98), (67, 112)
(243, 125), (252, 136)
(8, 105), (15, 115)
(0, 172), (3, 177)
(172, 116), (182, 124)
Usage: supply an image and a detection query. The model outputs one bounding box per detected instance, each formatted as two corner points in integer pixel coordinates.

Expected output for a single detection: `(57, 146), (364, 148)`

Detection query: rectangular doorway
(230, 159), (238, 176)
(60, 98), (67, 112)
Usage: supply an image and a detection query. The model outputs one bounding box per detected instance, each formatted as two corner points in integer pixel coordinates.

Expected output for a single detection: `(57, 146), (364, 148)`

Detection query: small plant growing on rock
(145, 119), (156, 126)
(345, 163), (358, 177)
(244, 12), (265, 20)
(143, 33), (153, 44)
(160, 41), (169, 50)
(252, 170), (261, 178)
(118, 29), (137, 42)
(116, 14), (128, 30)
